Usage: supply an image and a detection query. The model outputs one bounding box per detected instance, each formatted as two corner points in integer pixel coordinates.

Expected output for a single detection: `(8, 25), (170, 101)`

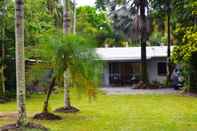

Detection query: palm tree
(135, 0), (149, 83)
(55, 0), (79, 113)
(166, 0), (172, 83)
(33, 33), (102, 119)
(15, 0), (27, 126)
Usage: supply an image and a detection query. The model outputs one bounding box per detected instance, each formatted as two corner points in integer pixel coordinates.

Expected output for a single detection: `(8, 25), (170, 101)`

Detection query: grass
(1, 90), (197, 131)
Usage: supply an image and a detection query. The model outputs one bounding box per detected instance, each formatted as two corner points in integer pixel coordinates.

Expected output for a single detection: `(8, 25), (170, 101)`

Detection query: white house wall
(148, 58), (167, 84)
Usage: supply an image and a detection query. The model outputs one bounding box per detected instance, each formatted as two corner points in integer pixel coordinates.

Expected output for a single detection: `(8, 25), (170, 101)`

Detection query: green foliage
(76, 6), (113, 47)
(149, 32), (167, 46)
(172, 26), (197, 91)
(173, 0), (196, 27)
(150, 0), (197, 92)
(172, 27), (197, 64)
(30, 31), (103, 96)
(77, 6), (111, 32)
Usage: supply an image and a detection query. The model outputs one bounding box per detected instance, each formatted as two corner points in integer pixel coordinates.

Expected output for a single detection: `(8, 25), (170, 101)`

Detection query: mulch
(0, 122), (48, 131)
(54, 106), (80, 113)
(33, 112), (62, 120)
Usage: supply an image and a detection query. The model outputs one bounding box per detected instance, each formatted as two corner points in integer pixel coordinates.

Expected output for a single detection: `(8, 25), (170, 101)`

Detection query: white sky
(76, 0), (96, 7)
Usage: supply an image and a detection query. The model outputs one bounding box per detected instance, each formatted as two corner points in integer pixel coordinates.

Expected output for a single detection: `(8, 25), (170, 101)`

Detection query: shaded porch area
(106, 62), (142, 86)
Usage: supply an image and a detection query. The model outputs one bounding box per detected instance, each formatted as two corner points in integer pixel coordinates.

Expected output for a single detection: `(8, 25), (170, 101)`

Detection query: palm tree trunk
(43, 77), (56, 113)
(63, 0), (72, 109)
(15, 0), (27, 126)
(73, 0), (76, 34)
(140, 0), (148, 83)
(166, 2), (171, 83)
(63, 0), (69, 34)
(63, 71), (71, 108)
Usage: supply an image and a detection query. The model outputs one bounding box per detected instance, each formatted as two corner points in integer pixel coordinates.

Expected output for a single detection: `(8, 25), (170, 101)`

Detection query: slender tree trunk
(73, 0), (76, 34)
(15, 0), (27, 126)
(63, 0), (72, 109)
(166, 2), (171, 83)
(64, 71), (71, 108)
(1, 27), (6, 96)
(43, 77), (56, 113)
(140, 0), (148, 83)
(63, 0), (69, 34)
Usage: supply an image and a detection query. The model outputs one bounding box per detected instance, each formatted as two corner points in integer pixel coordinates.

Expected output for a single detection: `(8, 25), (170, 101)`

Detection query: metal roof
(96, 46), (173, 61)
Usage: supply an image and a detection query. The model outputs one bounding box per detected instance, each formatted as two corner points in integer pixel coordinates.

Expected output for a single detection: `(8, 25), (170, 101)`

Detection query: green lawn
(1, 90), (197, 131)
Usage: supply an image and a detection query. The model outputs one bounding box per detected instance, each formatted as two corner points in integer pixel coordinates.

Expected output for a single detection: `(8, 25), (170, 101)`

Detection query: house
(96, 46), (173, 86)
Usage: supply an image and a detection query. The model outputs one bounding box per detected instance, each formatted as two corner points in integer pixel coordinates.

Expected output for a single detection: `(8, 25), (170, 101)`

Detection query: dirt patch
(33, 112), (62, 120)
(0, 112), (17, 119)
(54, 106), (80, 113)
(0, 122), (48, 131)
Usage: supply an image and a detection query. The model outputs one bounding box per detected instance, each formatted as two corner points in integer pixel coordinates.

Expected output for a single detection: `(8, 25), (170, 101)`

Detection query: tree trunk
(1, 27), (6, 96)
(0, 0), (8, 97)
(64, 71), (71, 108)
(73, 0), (76, 34)
(63, 0), (69, 33)
(140, 0), (148, 83)
(15, 0), (27, 126)
(43, 77), (56, 113)
(63, 0), (72, 109)
(166, 2), (171, 83)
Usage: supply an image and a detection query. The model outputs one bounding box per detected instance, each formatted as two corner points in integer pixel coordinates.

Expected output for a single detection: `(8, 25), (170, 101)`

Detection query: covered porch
(103, 61), (142, 86)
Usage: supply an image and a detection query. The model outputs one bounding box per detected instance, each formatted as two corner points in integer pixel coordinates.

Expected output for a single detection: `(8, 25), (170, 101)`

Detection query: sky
(76, 0), (96, 7)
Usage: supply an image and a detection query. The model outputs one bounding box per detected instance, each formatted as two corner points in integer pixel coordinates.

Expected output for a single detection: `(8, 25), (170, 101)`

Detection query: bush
(172, 27), (197, 93)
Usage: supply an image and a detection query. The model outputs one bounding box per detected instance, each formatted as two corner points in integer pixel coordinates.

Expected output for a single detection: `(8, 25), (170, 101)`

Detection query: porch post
(104, 63), (110, 86)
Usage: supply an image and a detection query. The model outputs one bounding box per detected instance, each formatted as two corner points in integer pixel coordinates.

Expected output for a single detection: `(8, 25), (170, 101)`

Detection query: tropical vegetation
(0, 0), (196, 130)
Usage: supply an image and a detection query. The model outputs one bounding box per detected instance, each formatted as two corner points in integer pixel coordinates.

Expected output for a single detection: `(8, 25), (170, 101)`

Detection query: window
(158, 62), (167, 76)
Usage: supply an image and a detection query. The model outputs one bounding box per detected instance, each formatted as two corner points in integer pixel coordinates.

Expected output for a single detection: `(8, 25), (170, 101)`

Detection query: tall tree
(0, 0), (8, 97)
(15, 0), (27, 126)
(137, 0), (149, 83)
(56, 0), (80, 113)
(166, 0), (171, 83)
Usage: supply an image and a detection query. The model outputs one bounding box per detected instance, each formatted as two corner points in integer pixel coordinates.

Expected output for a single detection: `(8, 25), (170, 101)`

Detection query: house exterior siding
(147, 57), (167, 84)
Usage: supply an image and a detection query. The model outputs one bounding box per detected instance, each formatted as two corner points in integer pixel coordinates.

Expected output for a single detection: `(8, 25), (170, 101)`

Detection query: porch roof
(96, 46), (173, 61)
